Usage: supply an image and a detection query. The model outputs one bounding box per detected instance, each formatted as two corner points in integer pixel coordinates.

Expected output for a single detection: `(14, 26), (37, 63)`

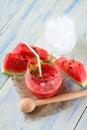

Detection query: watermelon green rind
(2, 52), (28, 76)
(55, 57), (87, 88)
(62, 70), (87, 87)
(2, 68), (25, 76)
(2, 43), (52, 77)
(81, 80), (87, 87)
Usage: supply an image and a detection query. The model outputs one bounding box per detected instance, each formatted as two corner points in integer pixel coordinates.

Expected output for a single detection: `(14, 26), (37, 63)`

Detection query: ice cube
(44, 16), (77, 55)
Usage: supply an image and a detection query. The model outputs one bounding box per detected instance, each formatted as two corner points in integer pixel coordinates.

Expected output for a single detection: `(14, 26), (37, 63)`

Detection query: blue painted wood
(0, 0), (87, 130)
(63, 0), (79, 15)
(75, 107), (87, 130)
(0, 0), (26, 30)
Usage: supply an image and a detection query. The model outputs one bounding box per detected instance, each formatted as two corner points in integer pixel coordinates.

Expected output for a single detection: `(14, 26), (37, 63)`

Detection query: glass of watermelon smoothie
(25, 62), (62, 98)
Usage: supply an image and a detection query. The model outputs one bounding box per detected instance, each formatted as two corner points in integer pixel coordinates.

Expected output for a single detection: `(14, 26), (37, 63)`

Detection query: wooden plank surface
(75, 107), (87, 130)
(0, 0), (87, 130)
(0, 0), (26, 30)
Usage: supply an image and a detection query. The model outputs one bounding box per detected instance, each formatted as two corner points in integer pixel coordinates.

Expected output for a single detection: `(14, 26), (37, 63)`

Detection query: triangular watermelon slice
(2, 43), (51, 76)
(32, 46), (50, 61)
(2, 53), (28, 76)
(12, 43), (50, 61)
(55, 56), (87, 87)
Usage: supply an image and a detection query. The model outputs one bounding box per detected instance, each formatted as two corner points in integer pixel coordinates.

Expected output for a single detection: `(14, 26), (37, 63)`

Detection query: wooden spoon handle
(36, 90), (87, 106)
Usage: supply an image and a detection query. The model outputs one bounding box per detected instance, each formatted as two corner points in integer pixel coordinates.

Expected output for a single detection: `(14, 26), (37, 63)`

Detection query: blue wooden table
(0, 0), (87, 130)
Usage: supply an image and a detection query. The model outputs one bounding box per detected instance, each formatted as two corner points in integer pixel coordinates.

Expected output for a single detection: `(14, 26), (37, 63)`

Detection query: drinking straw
(25, 43), (42, 77)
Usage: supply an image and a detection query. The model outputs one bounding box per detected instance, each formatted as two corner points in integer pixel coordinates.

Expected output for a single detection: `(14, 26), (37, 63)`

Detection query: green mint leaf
(36, 59), (43, 67)
(29, 64), (34, 73)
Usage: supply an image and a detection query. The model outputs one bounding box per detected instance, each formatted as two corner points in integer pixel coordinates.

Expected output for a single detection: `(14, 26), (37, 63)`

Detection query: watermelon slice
(26, 63), (62, 98)
(2, 43), (51, 77)
(12, 43), (50, 61)
(55, 57), (87, 87)
(2, 53), (28, 76)
(32, 46), (50, 61)
(12, 43), (35, 60)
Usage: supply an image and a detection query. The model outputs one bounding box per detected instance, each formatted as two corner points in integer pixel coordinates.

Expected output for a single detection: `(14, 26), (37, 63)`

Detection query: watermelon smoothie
(25, 63), (62, 98)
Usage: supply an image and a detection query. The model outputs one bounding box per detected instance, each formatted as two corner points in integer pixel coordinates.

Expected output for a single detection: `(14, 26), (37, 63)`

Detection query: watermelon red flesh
(32, 46), (49, 61)
(55, 57), (87, 87)
(26, 63), (62, 98)
(2, 43), (50, 77)
(2, 53), (28, 76)
(29, 63), (60, 81)
(12, 43), (49, 61)
(12, 43), (35, 59)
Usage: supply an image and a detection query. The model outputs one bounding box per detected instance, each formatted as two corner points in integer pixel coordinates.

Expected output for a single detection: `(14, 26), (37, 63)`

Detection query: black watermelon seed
(72, 60), (75, 62)
(69, 62), (72, 65)
(33, 47), (36, 51)
(52, 74), (55, 77)
(24, 60), (28, 62)
(69, 66), (72, 69)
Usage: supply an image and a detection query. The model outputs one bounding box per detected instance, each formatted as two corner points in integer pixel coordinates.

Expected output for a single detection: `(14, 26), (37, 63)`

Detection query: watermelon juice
(25, 63), (62, 98)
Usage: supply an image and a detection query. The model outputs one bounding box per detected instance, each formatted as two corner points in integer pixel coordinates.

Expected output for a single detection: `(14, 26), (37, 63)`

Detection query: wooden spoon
(19, 90), (87, 113)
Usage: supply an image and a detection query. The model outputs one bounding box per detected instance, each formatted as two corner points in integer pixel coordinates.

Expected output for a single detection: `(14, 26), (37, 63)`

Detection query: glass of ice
(44, 16), (77, 56)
